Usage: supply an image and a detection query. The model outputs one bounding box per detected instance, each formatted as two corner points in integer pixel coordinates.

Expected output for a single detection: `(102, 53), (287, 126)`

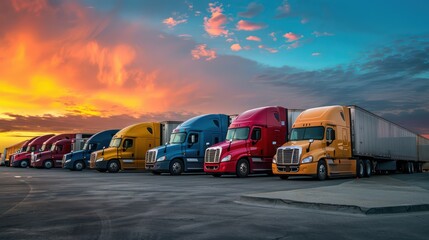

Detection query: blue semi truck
(62, 129), (119, 171)
(145, 114), (231, 175)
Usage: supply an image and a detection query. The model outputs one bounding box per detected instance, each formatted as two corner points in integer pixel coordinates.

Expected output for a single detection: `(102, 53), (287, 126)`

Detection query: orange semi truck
(272, 105), (429, 180)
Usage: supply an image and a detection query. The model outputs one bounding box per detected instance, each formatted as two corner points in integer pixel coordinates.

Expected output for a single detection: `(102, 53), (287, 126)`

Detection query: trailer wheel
(236, 159), (249, 178)
(356, 160), (364, 178)
(20, 160), (29, 168)
(364, 160), (372, 177)
(73, 161), (84, 171)
(44, 160), (53, 169)
(107, 160), (120, 173)
(211, 173), (222, 178)
(169, 159), (183, 175)
(317, 160), (327, 181)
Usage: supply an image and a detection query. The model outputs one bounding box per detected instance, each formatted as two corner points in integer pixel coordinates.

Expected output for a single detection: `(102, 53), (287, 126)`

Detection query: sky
(1, 0), (429, 150)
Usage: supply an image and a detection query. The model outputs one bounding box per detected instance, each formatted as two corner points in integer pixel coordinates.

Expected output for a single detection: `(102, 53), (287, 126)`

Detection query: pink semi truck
(11, 134), (55, 168)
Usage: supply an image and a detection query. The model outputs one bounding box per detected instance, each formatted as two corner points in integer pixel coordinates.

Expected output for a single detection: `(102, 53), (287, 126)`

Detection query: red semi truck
(8, 137), (38, 167)
(204, 106), (302, 177)
(31, 133), (92, 169)
(12, 134), (55, 168)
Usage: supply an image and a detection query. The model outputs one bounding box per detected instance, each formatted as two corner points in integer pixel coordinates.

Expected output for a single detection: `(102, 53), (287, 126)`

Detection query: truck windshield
(169, 133), (186, 144)
(226, 127), (250, 141)
(83, 143), (97, 151)
(109, 138), (122, 148)
(50, 144), (56, 151)
(290, 127), (324, 141)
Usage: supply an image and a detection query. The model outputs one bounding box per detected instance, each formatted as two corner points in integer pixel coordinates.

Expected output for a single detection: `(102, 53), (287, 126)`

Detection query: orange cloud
(246, 36), (261, 42)
(204, 3), (228, 37)
(163, 17), (187, 28)
(11, 0), (48, 14)
(230, 43), (242, 51)
(283, 32), (302, 42)
(236, 20), (266, 31)
(191, 44), (217, 61)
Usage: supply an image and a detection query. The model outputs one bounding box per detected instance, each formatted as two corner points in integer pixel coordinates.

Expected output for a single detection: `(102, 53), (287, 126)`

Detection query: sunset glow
(1, 0), (429, 150)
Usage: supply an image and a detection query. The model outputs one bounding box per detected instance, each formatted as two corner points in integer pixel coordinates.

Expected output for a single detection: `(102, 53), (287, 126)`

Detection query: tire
(20, 160), (29, 168)
(44, 160), (54, 169)
(317, 160), (327, 181)
(236, 159), (249, 178)
(212, 173), (222, 177)
(169, 159), (183, 175)
(364, 160), (372, 177)
(107, 160), (120, 173)
(73, 161), (85, 171)
(279, 175), (289, 180)
(151, 171), (161, 175)
(356, 160), (364, 178)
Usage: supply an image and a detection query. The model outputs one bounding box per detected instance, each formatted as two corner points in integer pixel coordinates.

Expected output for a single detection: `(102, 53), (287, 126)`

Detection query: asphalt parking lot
(1, 167), (428, 240)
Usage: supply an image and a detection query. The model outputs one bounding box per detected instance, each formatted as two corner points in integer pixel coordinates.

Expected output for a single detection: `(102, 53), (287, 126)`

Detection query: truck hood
(14, 152), (31, 161)
(64, 150), (86, 161)
(153, 144), (184, 159)
(209, 140), (247, 158)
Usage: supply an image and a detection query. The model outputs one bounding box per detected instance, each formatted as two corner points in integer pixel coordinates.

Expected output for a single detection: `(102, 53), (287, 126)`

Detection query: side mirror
(309, 139), (314, 143)
(191, 135), (196, 143)
(327, 139), (333, 146)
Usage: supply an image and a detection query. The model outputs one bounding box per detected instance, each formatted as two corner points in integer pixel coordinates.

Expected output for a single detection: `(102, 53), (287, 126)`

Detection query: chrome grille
(277, 148), (300, 165)
(204, 148), (221, 163)
(146, 150), (157, 164)
(89, 152), (96, 169)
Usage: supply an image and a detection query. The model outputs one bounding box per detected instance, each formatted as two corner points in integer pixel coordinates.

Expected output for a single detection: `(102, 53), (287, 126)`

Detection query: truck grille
(146, 150), (157, 164)
(276, 148), (300, 165)
(89, 152), (96, 169)
(204, 148), (221, 163)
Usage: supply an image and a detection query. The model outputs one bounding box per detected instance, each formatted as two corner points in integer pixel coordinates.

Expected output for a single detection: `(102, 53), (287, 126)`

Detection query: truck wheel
(107, 160), (120, 173)
(169, 159), (183, 175)
(212, 173), (222, 177)
(44, 160), (53, 169)
(73, 161), (84, 171)
(236, 159), (249, 178)
(279, 175), (289, 180)
(364, 160), (372, 177)
(20, 160), (29, 168)
(317, 160), (327, 181)
(356, 160), (364, 178)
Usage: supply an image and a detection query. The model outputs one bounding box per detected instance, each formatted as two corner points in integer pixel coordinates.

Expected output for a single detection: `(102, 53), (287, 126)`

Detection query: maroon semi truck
(204, 106), (302, 177)
(31, 133), (92, 169)
(12, 134), (55, 168)
(8, 137), (37, 167)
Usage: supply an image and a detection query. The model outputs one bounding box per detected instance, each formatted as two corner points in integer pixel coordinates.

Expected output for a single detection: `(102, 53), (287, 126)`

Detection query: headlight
(96, 158), (104, 162)
(156, 156), (166, 162)
(221, 155), (231, 162)
(272, 154), (277, 163)
(36, 159), (40, 162)
(65, 160), (71, 163)
(301, 156), (313, 164)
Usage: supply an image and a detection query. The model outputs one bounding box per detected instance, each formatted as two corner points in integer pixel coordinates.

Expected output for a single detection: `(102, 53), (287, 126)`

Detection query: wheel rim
(75, 162), (83, 170)
(172, 162), (181, 174)
(319, 164), (326, 177)
(109, 162), (118, 172)
(21, 161), (28, 168)
(239, 162), (248, 175)
(45, 161), (52, 168)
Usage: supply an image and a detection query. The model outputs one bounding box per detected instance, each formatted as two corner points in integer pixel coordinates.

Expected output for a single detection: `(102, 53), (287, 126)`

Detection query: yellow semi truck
(1, 140), (27, 166)
(90, 121), (181, 173)
(272, 105), (429, 180)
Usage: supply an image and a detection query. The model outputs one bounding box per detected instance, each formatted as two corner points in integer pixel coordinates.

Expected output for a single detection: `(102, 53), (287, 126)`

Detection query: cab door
(120, 138), (137, 169)
(249, 127), (267, 171)
(185, 132), (203, 171)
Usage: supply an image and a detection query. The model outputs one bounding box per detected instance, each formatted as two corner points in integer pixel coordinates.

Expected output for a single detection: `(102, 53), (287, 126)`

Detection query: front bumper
(272, 161), (318, 176)
(95, 160), (108, 170)
(204, 161), (236, 174)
